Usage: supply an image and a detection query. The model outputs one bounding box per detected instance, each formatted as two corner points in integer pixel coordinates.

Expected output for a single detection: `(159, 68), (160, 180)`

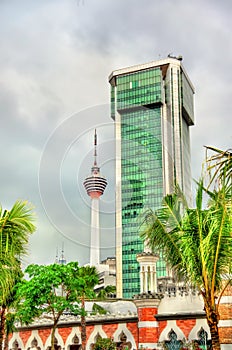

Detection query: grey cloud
(0, 0), (231, 266)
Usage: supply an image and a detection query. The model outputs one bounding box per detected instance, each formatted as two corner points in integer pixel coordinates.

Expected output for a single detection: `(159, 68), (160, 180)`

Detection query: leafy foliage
(140, 173), (232, 349)
(16, 262), (99, 350)
(96, 285), (116, 300)
(0, 200), (36, 301)
(16, 262), (97, 324)
(92, 303), (107, 315)
(93, 337), (116, 350)
(205, 146), (232, 188)
(0, 200), (36, 350)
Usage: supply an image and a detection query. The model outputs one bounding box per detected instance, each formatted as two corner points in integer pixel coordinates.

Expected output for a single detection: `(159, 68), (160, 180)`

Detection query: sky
(0, 0), (231, 267)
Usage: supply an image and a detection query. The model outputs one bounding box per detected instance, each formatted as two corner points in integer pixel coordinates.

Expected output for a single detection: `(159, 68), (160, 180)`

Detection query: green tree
(16, 263), (99, 350)
(0, 200), (36, 350)
(140, 177), (232, 350)
(96, 285), (116, 300)
(93, 337), (116, 350)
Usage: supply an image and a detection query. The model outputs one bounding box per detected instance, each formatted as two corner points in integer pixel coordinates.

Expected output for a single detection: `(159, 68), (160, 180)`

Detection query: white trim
(218, 296), (232, 304)
(109, 58), (194, 92)
(221, 345), (232, 350)
(113, 323), (137, 350)
(159, 320), (185, 341)
(139, 343), (158, 348)
(86, 325), (107, 349)
(44, 328), (64, 350)
(64, 326), (82, 349)
(25, 330), (44, 350)
(109, 58), (178, 80)
(8, 332), (24, 350)
(188, 319), (211, 340)
(218, 319), (232, 327)
(138, 321), (158, 328)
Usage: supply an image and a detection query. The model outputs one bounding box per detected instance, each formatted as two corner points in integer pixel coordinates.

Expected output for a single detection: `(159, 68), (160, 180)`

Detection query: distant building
(55, 246), (67, 265)
(94, 257), (116, 293)
(109, 56), (195, 298)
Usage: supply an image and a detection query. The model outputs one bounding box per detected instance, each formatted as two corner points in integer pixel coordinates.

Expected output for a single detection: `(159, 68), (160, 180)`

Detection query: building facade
(10, 285), (232, 350)
(109, 57), (195, 298)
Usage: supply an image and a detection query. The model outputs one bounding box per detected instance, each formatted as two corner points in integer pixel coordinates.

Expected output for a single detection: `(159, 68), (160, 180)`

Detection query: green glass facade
(121, 107), (166, 297)
(110, 58), (194, 298)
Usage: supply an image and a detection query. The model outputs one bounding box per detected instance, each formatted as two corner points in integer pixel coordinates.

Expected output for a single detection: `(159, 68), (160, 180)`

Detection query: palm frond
(140, 191), (186, 274)
(0, 200), (36, 300)
(205, 146), (232, 189)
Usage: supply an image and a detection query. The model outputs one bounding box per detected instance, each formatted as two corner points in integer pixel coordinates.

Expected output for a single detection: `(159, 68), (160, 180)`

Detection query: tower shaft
(90, 197), (100, 266)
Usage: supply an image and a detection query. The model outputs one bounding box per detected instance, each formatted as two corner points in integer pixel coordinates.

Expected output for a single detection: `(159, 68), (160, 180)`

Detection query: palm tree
(205, 146), (232, 188)
(0, 200), (36, 350)
(140, 179), (232, 350)
(77, 266), (99, 350)
(96, 285), (116, 300)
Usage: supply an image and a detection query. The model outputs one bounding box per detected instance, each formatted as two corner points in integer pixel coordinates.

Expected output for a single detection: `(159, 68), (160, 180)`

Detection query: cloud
(0, 0), (231, 266)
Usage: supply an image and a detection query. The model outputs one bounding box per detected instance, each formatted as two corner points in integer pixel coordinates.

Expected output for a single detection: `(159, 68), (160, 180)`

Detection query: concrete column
(140, 269), (144, 293)
(90, 197), (100, 266)
(153, 268), (157, 292)
(150, 266), (154, 293)
(144, 268), (148, 293)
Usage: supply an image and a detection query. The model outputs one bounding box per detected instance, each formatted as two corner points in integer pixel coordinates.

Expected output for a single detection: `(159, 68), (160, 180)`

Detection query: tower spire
(94, 128), (97, 166)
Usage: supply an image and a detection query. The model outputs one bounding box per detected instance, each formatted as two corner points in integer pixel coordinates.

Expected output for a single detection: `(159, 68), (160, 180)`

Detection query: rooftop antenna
(55, 247), (59, 263)
(59, 242), (66, 265)
(94, 128), (97, 166)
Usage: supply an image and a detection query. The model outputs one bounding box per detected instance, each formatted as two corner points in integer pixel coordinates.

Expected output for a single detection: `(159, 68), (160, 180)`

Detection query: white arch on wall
(25, 330), (44, 350)
(44, 329), (64, 350)
(9, 332), (24, 350)
(188, 319), (211, 340)
(64, 326), (82, 350)
(86, 325), (108, 349)
(113, 323), (137, 350)
(159, 320), (185, 341)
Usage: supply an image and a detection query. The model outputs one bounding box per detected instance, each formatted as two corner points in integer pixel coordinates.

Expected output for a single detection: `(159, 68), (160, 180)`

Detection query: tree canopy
(16, 262), (99, 350)
(0, 200), (36, 350)
(140, 152), (232, 349)
(0, 200), (36, 300)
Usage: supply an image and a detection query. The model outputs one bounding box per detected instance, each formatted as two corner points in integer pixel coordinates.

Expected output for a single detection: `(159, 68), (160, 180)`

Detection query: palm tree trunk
(0, 306), (6, 350)
(80, 297), (86, 350)
(204, 303), (221, 350)
(4, 334), (9, 350)
(208, 321), (221, 350)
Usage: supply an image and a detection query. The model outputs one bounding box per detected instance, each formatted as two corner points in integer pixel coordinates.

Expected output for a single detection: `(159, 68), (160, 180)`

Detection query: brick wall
(176, 319), (196, 339)
(38, 329), (51, 346)
(58, 327), (73, 344)
(19, 330), (32, 347)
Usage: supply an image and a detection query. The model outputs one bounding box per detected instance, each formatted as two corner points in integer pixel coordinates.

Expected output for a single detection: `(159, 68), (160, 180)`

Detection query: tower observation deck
(83, 130), (107, 266)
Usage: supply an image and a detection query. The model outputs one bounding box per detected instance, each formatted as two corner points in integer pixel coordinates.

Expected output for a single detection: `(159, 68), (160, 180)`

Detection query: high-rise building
(83, 130), (108, 266)
(109, 56), (194, 298)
